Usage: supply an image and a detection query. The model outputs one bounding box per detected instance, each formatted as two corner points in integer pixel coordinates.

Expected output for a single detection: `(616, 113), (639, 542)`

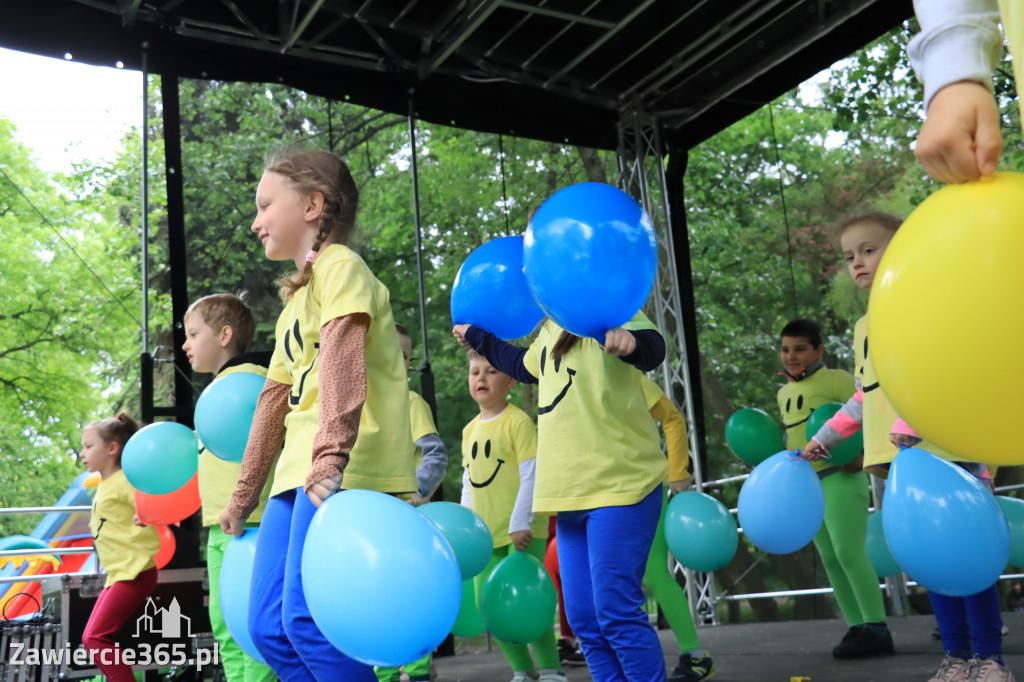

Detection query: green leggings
(643, 489), (701, 652)
(375, 653), (429, 681)
(474, 539), (560, 674)
(814, 471), (886, 626)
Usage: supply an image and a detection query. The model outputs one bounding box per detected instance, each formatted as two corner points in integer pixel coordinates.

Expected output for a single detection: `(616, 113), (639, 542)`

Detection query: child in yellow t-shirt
(219, 150), (415, 681)
(80, 412), (160, 682)
(460, 350), (564, 682)
(181, 293), (275, 682)
(454, 310), (668, 680)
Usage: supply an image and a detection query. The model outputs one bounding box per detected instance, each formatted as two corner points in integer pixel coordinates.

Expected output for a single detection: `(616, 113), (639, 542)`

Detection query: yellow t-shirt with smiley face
(522, 312), (667, 513)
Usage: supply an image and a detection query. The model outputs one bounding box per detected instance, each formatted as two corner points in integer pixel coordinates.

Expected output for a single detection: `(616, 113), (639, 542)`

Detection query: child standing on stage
(804, 212), (1011, 682)
(776, 318), (892, 658)
(374, 323), (450, 682)
(454, 310), (668, 682)
(80, 413), (159, 682)
(182, 293), (276, 682)
(220, 149), (416, 682)
(460, 350), (563, 682)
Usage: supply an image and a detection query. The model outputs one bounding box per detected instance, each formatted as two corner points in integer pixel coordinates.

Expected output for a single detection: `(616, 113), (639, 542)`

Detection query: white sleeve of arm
(909, 0), (1002, 109)
(460, 468), (471, 508)
(508, 458), (536, 534)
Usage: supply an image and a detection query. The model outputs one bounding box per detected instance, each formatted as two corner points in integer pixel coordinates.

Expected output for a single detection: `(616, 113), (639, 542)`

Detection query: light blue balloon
(220, 529), (267, 665)
(665, 491), (738, 572)
(419, 502), (493, 579)
(865, 511), (901, 578)
(451, 236), (545, 340)
(122, 422), (198, 495)
(523, 183), (657, 340)
(302, 490), (462, 667)
(194, 372), (265, 463)
(995, 496), (1024, 568)
(883, 448), (1009, 596)
(737, 451), (824, 554)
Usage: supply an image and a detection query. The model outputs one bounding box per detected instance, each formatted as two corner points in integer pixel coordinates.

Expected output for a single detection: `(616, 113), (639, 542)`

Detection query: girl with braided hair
(220, 149), (416, 681)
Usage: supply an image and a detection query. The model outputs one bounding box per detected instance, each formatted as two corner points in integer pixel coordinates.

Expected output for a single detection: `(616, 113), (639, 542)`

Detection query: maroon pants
(82, 567), (158, 682)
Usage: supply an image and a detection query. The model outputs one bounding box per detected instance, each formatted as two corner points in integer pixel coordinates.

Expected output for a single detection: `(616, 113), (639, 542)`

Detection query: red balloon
(135, 473), (200, 526)
(154, 525), (176, 569)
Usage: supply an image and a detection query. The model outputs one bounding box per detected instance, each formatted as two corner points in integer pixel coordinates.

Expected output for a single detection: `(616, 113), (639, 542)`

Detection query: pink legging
(82, 567), (158, 682)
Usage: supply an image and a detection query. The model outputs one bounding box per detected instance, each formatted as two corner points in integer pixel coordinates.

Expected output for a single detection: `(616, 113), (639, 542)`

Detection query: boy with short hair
(776, 318), (893, 659)
(182, 293), (276, 682)
(460, 350), (565, 682)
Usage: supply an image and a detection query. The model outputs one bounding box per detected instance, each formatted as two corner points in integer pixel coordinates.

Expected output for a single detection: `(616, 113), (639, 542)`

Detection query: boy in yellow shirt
(182, 293), (275, 682)
(460, 351), (565, 682)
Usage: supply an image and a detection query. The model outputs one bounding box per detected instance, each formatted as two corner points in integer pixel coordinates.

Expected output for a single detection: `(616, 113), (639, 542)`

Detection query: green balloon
(996, 496), (1024, 568)
(865, 512), (901, 577)
(451, 579), (485, 637)
(725, 408), (782, 466)
(479, 552), (556, 645)
(805, 402), (862, 467)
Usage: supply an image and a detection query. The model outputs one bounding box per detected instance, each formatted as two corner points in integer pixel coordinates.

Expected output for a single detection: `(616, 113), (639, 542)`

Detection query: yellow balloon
(868, 172), (1024, 464)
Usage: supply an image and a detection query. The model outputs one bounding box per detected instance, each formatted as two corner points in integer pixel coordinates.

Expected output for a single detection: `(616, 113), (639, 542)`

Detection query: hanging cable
(767, 104), (799, 320)
(497, 133), (510, 235)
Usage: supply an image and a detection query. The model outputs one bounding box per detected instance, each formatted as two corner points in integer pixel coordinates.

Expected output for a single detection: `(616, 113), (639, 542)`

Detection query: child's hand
(219, 509), (246, 537)
(602, 327), (636, 356)
(509, 529), (533, 552)
(916, 81), (1002, 184)
(132, 514), (146, 528)
(308, 473), (343, 507)
(668, 476), (693, 493)
(801, 440), (830, 461)
(452, 324), (472, 351)
(889, 432), (922, 449)
(408, 493), (424, 507)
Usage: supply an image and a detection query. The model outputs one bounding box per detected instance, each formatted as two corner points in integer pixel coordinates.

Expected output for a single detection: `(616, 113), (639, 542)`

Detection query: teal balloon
(725, 408), (782, 466)
(479, 552), (556, 645)
(865, 512), (900, 578)
(122, 422), (199, 495)
(737, 451), (824, 554)
(523, 183), (657, 340)
(420, 502), (493, 579)
(302, 490), (461, 666)
(804, 402), (863, 467)
(220, 529), (267, 665)
(665, 491), (737, 572)
(883, 448), (1009, 596)
(995, 496), (1024, 568)
(194, 372), (265, 463)
(451, 579), (485, 638)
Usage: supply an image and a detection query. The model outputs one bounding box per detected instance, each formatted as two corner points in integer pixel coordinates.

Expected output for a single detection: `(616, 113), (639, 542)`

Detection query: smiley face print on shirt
(536, 346), (576, 416)
(468, 438), (505, 488)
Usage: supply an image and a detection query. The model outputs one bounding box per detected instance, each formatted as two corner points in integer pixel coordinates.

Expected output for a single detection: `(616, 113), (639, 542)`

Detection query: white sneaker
(537, 673), (568, 682)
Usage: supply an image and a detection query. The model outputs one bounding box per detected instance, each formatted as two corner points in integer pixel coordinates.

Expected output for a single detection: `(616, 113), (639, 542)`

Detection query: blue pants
(557, 485), (666, 682)
(930, 584), (1004, 659)
(249, 488), (377, 682)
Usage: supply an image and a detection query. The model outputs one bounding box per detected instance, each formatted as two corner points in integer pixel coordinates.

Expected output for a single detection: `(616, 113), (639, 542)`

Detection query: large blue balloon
(122, 422), (199, 495)
(302, 490), (462, 666)
(523, 183), (657, 339)
(665, 491), (738, 572)
(194, 371), (266, 463)
(737, 451), (824, 554)
(451, 236), (545, 340)
(883, 448), (1009, 596)
(419, 502), (493, 579)
(219, 529), (267, 665)
(865, 511), (901, 578)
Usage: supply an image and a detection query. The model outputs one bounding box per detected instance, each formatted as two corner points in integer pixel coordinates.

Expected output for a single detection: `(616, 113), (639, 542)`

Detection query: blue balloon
(419, 502), (493, 579)
(194, 372), (266, 463)
(665, 491), (738, 572)
(737, 451), (824, 554)
(122, 422), (199, 495)
(883, 448), (1009, 596)
(302, 490), (462, 666)
(220, 529), (267, 665)
(865, 511), (901, 578)
(523, 183), (657, 339)
(451, 236), (545, 340)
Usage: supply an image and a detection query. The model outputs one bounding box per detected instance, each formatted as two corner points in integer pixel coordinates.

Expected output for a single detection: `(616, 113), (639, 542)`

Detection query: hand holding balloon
(602, 327), (636, 356)
(219, 508), (247, 538)
(801, 439), (830, 461)
(509, 529), (533, 552)
(307, 473), (343, 508)
(452, 324), (472, 351)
